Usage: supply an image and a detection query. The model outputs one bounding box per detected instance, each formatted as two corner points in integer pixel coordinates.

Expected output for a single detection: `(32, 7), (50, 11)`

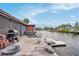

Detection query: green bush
(57, 28), (69, 33)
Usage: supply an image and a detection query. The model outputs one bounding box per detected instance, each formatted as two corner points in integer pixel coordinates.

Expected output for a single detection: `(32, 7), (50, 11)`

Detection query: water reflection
(51, 32), (79, 56)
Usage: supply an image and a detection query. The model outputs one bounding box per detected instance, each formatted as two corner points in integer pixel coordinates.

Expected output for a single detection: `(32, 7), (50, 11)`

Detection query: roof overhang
(0, 9), (28, 26)
(26, 24), (35, 27)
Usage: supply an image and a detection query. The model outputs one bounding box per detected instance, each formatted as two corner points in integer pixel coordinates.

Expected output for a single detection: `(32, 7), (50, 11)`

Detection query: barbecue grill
(6, 29), (18, 43)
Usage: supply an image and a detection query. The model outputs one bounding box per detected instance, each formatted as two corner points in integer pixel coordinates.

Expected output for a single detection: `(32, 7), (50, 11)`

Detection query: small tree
(23, 18), (29, 23)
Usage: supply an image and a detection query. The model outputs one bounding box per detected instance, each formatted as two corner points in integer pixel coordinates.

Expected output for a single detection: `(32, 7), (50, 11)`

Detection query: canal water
(51, 32), (79, 56)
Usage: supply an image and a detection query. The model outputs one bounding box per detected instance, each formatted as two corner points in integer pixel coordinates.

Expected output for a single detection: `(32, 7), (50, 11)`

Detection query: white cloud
(17, 5), (49, 18)
(25, 9), (47, 17)
(29, 19), (38, 24)
(51, 3), (79, 13)
(17, 3), (79, 18)
(70, 15), (76, 18)
(51, 10), (58, 13)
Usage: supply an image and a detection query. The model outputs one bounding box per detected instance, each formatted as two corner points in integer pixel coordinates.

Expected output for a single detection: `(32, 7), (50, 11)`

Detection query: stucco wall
(0, 15), (26, 35)
(0, 15), (10, 33)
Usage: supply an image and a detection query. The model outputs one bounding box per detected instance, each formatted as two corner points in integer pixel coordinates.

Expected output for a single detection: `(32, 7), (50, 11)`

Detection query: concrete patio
(1, 35), (56, 56)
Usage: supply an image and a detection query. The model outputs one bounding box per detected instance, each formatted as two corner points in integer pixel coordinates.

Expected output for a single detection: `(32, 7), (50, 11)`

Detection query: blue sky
(0, 3), (79, 27)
